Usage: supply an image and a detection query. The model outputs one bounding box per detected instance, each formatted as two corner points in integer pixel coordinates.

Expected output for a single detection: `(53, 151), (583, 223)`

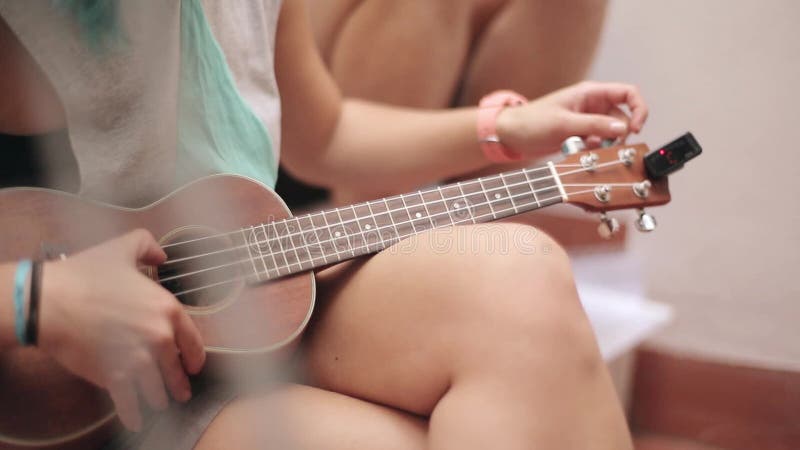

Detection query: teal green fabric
(177, 0), (278, 189)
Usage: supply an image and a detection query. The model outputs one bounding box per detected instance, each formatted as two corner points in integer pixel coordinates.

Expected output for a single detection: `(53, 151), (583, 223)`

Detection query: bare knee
(437, 224), (599, 375)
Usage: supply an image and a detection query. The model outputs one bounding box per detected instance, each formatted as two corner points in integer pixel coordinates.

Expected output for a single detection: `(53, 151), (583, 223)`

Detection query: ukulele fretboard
(238, 163), (565, 281)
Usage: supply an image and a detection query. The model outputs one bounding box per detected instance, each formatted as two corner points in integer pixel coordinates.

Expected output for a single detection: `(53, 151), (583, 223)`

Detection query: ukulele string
(158, 175), (638, 286)
(161, 159), (627, 269)
(160, 163), (585, 252)
(158, 179), (571, 284)
(167, 185), (618, 297)
(160, 178), (641, 285)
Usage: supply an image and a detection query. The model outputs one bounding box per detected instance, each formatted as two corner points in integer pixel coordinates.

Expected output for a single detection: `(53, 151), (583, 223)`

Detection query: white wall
(588, 1), (800, 370)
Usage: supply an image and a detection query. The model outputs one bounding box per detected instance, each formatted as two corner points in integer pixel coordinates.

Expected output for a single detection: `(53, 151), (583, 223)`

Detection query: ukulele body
(0, 175), (315, 449)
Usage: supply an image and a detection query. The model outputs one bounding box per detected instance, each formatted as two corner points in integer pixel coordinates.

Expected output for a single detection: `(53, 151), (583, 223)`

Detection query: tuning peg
(561, 136), (586, 155)
(597, 213), (620, 239)
(635, 209), (657, 232)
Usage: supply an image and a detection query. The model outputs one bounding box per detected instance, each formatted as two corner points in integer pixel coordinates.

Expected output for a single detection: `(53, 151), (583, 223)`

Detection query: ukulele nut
(594, 185), (611, 203)
(632, 180), (652, 198)
(580, 152), (600, 171)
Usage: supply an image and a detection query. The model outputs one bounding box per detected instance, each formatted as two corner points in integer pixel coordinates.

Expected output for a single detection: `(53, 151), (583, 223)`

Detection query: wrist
(38, 261), (75, 353)
(476, 90), (527, 163)
(494, 107), (518, 153)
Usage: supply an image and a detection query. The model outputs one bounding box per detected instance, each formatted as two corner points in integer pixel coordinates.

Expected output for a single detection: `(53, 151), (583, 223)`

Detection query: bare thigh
(198, 224), (628, 449)
(299, 223), (593, 415)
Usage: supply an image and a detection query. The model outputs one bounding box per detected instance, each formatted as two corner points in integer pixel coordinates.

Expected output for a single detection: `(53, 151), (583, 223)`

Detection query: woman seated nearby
(0, 0), (645, 448)
(304, 0), (612, 203)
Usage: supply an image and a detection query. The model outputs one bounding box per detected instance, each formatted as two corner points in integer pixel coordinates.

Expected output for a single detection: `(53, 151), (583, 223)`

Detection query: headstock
(555, 133), (701, 238)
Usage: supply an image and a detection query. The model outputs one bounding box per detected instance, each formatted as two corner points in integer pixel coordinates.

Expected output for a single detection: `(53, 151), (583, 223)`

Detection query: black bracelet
(25, 260), (42, 346)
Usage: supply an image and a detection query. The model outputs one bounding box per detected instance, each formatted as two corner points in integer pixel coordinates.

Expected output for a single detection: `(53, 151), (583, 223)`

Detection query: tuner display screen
(645, 132), (702, 178)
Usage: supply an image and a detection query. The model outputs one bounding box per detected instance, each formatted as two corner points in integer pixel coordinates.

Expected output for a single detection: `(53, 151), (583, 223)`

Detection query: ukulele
(0, 134), (701, 449)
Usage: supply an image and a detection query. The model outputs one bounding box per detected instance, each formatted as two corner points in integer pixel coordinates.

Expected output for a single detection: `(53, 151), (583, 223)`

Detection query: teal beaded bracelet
(13, 260), (32, 345)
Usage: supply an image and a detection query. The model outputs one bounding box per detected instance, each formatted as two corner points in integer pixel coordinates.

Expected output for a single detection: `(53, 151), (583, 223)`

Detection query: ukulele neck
(244, 162), (566, 281)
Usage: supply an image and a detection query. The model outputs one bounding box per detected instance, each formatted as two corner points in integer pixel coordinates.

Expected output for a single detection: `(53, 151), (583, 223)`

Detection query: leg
(196, 383), (426, 449)
(457, 0), (609, 105)
(308, 0), (504, 108)
(310, 0), (607, 108)
(302, 223), (633, 449)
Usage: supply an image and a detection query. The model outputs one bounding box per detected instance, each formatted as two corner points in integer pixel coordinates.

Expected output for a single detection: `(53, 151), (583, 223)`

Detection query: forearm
(275, 0), (492, 196)
(290, 100), (491, 196)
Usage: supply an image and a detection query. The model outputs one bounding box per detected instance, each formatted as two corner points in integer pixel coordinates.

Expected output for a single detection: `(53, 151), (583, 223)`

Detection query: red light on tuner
(659, 149), (666, 155)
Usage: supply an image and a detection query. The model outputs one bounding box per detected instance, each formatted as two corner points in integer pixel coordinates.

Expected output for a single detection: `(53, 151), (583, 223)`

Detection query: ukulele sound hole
(155, 227), (244, 309)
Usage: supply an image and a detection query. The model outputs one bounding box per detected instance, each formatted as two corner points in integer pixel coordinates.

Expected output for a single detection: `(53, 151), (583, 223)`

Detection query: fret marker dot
(365, 224), (372, 230)
(494, 193), (502, 199)
(334, 231), (341, 237)
(415, 212), (422, 219)
(454, 202), (461, 209)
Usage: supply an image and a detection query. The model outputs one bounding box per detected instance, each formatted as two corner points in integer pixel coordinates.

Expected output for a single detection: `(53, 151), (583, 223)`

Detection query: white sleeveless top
(0, 0), (283, 207)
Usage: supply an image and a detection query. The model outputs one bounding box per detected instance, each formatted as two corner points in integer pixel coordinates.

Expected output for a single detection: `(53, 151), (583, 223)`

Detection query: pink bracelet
(477, 90), (528, 163)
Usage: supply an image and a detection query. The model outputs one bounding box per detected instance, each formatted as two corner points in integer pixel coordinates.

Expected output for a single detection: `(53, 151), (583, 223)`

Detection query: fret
(459, 179), (494, 224)
(417, 191), (442, 228)
(292, 218), (315, 270)
(372, 198), (400, 247)
(311, 212), (339, 260)
(297, 214), (327, 265)
(477, 178), (498, 219)
(531, 165), (563, 207)
(453, 181), (477, 224)
(239, 227), (262, 281)
(501, 171), (536, 212)
(383, 197), (409, 240)
(498, 173), (519, 214)
(266, 222), (289, 276)
(479, 175), (515, 220)
(365, 200), (389, 248)
(398, 194), (419, 233)
(271, 220), (301, 272)
(351, 203), (383, 253)
(422, 189), (448, 228)
(260, 223), (281, 277)
(348, 204), (368, 251)
(522, 169), (541, 208)
(402, 192), (435, 232)
(435, 186), (456, 227)
(249, 224), (271, 279)
(334, 207), (357, 256)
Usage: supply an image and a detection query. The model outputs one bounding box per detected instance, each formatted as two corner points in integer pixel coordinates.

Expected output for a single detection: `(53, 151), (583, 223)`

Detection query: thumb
(566, 112), (629, 139)
(126, 229), (167, 266)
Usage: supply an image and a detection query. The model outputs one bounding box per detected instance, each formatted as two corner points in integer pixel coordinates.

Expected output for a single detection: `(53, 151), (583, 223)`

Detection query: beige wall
(588, 1), (800, 370)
